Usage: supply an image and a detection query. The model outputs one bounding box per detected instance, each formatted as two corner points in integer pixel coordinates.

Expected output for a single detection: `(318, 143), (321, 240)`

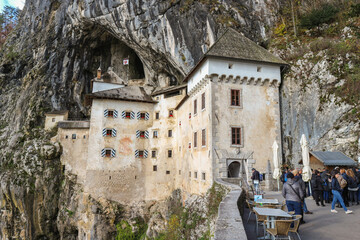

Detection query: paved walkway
(242, 191), (360, 240)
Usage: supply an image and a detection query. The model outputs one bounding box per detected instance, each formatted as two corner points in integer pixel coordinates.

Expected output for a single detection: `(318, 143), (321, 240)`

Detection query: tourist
(340, 168), (350, 207)
(312, 170), (325, 206)
(282, 172), (304, 219)
(321, 170), (331, 203)
(251, 168), (260, 194)
(293, 169), (312, 217)
(346, 169), (359, 205)
(330, 170), (352, 214)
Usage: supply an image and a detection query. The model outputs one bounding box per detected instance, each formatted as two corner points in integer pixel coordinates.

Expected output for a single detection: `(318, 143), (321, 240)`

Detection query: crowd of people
(281, 166), (360, 223)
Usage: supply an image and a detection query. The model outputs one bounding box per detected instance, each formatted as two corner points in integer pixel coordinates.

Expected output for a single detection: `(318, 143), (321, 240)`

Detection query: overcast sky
(0, 0), (25, 11)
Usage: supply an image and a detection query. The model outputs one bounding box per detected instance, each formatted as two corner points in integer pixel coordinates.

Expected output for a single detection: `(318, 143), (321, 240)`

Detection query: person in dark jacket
(321, 171), (332, 203)
(340, 168), (349, 206)
(346, 169), (359, 205)
(313, 170), (325, 206)
(282, 172), (304, 217)
(251, 168), (260, 193)
(293, 169), (312, 217)
(331, 170), (352, 214)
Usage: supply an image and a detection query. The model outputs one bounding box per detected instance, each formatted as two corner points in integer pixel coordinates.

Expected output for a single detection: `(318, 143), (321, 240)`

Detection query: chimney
(97, 67), (101, 80)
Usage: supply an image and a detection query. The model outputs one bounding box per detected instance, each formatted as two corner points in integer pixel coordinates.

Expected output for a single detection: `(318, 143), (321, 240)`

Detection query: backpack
(311, 178), (317, 189)
(338, 176), (347, 189)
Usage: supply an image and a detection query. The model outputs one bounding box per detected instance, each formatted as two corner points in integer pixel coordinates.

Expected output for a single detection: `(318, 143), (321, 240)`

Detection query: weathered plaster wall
(176, 82), (213, 196)
(44, 113), (68, 130)
(56, 128), (89, 182)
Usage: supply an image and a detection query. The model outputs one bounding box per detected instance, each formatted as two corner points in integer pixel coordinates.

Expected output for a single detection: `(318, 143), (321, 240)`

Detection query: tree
(0, 6), (20, 47)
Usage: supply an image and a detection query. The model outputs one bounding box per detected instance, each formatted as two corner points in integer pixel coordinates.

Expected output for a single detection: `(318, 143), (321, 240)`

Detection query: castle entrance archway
(227, 159), (247, 178)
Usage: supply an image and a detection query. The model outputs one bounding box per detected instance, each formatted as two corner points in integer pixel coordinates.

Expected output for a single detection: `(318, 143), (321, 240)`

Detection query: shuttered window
(231, 89), (241, 106)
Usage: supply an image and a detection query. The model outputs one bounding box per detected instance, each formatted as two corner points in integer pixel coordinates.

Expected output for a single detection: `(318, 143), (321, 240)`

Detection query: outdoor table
(255, 198), (279, 204)
(253, 207), (292, 240)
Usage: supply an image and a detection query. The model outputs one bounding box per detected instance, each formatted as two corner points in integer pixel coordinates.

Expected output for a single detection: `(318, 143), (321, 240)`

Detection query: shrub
(309, 38), (333, 52)
(300, 4), (339, 29)
(349, 3), (360, 17)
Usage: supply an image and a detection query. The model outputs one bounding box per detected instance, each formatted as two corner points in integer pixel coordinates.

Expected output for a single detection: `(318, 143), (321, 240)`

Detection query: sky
(0, 0), (25, 11)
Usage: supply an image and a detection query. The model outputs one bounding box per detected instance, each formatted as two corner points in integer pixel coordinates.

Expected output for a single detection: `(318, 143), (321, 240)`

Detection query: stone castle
(46, 29), (286, 204)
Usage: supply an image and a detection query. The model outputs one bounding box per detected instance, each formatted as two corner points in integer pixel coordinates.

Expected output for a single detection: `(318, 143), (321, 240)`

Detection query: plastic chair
(288, 215), (302, 240)
(266, 219), (293, 240)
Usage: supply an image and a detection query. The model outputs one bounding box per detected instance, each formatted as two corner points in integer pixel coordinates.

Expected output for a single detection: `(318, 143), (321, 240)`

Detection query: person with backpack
(313, 170), (325, 206)
(282, 172), (305, 219)
(340, 168), (349, 207)
(331, 170), (353, 214)
(251, 168), (260, 193)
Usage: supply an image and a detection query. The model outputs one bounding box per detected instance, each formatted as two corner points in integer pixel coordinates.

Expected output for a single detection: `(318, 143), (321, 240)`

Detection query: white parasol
(272, 141), (281, 191)
(301, 134), (312, 182)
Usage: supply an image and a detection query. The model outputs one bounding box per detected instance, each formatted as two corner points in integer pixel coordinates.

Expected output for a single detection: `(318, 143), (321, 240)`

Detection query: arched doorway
(228, 162), (240, 178)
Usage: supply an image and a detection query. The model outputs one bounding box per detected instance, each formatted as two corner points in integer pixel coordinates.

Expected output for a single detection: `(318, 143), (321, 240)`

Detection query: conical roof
(205, 28), (287, 65)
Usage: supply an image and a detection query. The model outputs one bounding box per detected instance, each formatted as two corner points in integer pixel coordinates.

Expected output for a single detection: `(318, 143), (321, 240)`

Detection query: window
(52, 118), (56, 122)
(140, 112), (146, 119)
(168, 130), (172, 137)
(155, 112), (160, 120)
(152, 150), (156, 158)
(153, 130), (158, 138)
(105, 149), (112, 157)
(202, 172), (206, 180)
(140, 131), (145, 138)
(106, 129), (112, 136)
(166, 171), (170, 174)
(189, 171), (191, 178)
(108, 110), (114, 117)
(201, 92), (205, 110)
(194, 171), (198, 179)
(65, 135), (68, 139)
(83, 135), (86, 139)
(257, 66), (262, 72)
(139, 150), (144, 158)
(232, 127), (242, 145)
(125, 112), (131, 119)
(169, 110), (174, 118)
(231, 89), (241, 106)
(188, 142), (191, 149)
(179, 170), (181, 175)
(202, 129), (206, 146)
(72, 134), (76, 139)
(194, 132), (197, 148)
(228, 63), (233, 69)
(189, 113), (191, 119)
(168, 150), (172, 158)
(194, 99), (197, 115)
(153, 165), (157, 171)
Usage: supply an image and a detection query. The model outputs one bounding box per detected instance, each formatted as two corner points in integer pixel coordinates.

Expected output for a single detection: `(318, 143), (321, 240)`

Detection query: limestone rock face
(0, 0), (280, 239)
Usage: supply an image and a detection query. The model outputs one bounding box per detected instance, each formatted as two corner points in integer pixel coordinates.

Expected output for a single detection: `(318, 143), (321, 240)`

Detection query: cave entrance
(88, 31), (145, 83)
